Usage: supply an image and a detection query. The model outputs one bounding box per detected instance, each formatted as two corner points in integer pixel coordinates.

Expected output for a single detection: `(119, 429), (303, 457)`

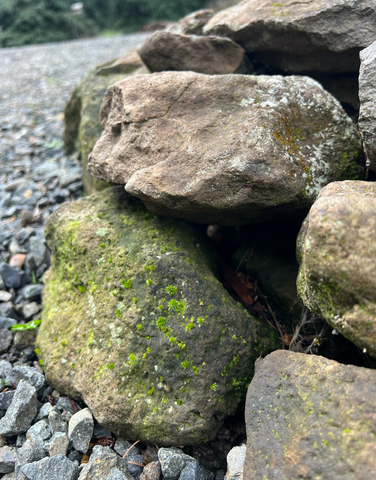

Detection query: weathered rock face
(63, 51), (147, 195)
(203, 0), (376, 73)
(244, 350), (376, 480)
(168, 9), (214, 35)
(138, 31), (251, 74)
(88, 71), (363, 225)
(297, 181), (376, 357)
(37, 188), (279, 446)
(359, 40), (376, 173)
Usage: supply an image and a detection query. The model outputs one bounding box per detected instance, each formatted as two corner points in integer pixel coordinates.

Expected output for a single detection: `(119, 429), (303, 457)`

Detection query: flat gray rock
(243, 351), (376, 480)
(49, 432), (69, 457)
(14, 440), (47, 479)
(0, 380), (37, 437)
(48, 407), (67, 435)
(68, 408), (94, 453)
(21, 454), (79, 480)
(78, 445), (133, 480)
(204, 0), (376, 73)
(0, 391), (14, 410)
(359, 40), (376, 173)
(26, 419), (51, 443)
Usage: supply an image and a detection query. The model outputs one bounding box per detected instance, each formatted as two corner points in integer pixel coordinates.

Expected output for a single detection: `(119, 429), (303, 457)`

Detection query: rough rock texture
(0, 446), (17, 474)
(226, 444), (246, 480)
(37, 187), (279, 445)
(78, 446), (133, 480)
(168, 10), (214, 35)
(68, 408), (94, 453)
(63, 51), (147, 194)
(297, 180), (376, 357)
(0, 380), (37, 437)
(203, 0), (376, 73)
(138, 32), (251, 74)
(359, 40), (376, 173)
(88, 72), (362, 225)
(21, 454), (79, 480)
(243, 350), (376, 479)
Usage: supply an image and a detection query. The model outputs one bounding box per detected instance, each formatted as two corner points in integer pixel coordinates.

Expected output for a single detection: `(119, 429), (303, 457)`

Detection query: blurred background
(0, 0), (239, 48)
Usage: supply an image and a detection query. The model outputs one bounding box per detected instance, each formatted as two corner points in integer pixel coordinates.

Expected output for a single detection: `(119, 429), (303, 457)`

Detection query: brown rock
(138, 31), (251, 75)
(244, 350), (376, 480)
(204, 0), (376, 73)
(297, 180), (376, 356)
(88, 72), (362, 225)
(169, 9), (214, 35)
(140, 461), (161, 480)
(9, 254), (26, 270)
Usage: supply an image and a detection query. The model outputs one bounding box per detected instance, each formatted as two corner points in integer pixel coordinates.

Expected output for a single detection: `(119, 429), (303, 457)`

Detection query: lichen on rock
(37, 187), (279, 446)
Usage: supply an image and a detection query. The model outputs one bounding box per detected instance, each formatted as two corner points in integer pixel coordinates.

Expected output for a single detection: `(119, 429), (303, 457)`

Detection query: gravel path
(0, 33), (149, 120)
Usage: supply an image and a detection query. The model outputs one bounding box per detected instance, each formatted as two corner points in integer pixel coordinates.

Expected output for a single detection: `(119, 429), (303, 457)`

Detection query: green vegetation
(10, 319), (41, 331)
(0, 0), (206, 47)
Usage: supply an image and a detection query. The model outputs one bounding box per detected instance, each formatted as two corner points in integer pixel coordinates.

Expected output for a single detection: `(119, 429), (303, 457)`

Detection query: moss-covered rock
(37, 188), (279, 446)
(244, 350), (376, 479)
(297, 180), (376, 357)
(62, 51), (147, 195)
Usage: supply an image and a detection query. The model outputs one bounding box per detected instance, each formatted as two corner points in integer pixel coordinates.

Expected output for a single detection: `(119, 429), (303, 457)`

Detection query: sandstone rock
(244, 350), (376, 479)
(297, 180), (376, 357)
(88, 72), (362, 225)
(138, 31), (251, 74)
(168, 10), (214, 35)
(37, 187), (279, 445)
(359, 40), (376, 173)
(63, 51), (147, 194)
(203, 0), (376, 73)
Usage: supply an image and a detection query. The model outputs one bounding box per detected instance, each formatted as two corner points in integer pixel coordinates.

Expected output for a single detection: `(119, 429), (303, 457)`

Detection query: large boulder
(203, 0), (376, 73)
(88, 72), (363, 225)
(359, 40), (376, 173)
(138, 31), (252, 74)
(63, 51), (147, 195)
(36, 187), (279, 446)
(297, 181), (376, 357)
(244, 350), (376, 479)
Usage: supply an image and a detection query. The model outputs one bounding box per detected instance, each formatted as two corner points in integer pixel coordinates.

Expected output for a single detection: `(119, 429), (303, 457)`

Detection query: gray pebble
(13, 365), (45, 391)
(0, 379), (37, 437)
(26, 419), (51, 443)
(22, 302), (41, 320)
(21, 453), (79, 480)
(78, 445), (133, 480)
(35, 402), (52, 421)
(18, 284), (44, 300)
(28, 237), (47, 268)
(0, 446), (17, 473)
(0, 329), (13, 355)
(49, 432), (69, 457)
(0, 316), (16, 329)
(68, 407), (94, 453)
(0, 291), (12, 302)
(48, 406), (67, 435)
(0, 263), (25, 288)
(0, 390), (15, 410)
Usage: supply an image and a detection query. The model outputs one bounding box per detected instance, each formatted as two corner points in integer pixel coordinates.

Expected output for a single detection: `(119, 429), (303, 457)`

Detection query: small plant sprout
(165, 285), (177, 296)
(210, 383), (217, 391)
(10, 319), (41, 331)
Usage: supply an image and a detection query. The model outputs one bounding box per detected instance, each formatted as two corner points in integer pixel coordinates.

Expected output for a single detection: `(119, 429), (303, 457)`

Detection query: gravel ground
(0, 33), (149, 120)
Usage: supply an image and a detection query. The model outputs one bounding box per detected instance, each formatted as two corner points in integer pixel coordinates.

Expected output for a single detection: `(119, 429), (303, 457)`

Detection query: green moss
(165, 285), (177, 295)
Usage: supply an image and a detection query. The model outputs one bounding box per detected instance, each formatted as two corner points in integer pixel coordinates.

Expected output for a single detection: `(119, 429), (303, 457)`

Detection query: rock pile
(3, 0), (376, 478)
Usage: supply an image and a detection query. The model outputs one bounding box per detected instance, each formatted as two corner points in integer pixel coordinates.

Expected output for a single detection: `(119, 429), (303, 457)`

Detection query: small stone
(78, 445), (133, 480)
(126, 453), (144, 479)
(0, 303), (17, 319)
(0, 263), (25, 288)
(226, 445), (246, 480)
(21, 454), (79, 480)
(113, 438), (133, 457)
(93, 422), (112, 437)
(35, 402), (53, 421)
(26, 419), (51, 443)
(49, 432), (69, 457)
(16, 434), (27, 447)
(0, 275), (4, 289)
(13, 365), (45, 391)
(0, 361), (17, 390)
(28, 237), (47, 268)
(68, 407), (94, 453)
(158, 448), (185, 480)
(48, 407), (67, 435)
(56, 396), (76, 414)
(9, 254), (26, 269)
(61, 410), (73, 422)
(0, 380), (38, 437)
(15, 439), (47, 476)
(67, 450), (82, 464)
(0, 446), (17, 473)
(0, 291), (12, 302)
(22, 302), (41, 320)
(140, 461), (162, 480)
(19, 284), (44, 300)
(13, 329), (37, 348)
(0, 329), (13, 355)
(0, 391), (15, 410)
(9, 240), (28, 255)
(179, 459), (214, 480)
(59, 170), (82, 188)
